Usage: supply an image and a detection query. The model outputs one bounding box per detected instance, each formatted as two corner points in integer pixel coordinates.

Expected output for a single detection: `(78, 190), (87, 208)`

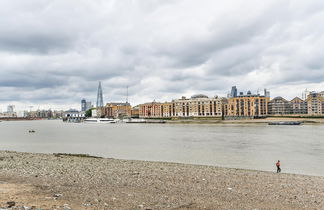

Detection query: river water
(0, 120), (323, 176)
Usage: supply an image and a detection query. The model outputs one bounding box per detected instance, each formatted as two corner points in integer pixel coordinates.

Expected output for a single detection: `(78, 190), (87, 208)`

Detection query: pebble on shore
(0, 151), (323, 209)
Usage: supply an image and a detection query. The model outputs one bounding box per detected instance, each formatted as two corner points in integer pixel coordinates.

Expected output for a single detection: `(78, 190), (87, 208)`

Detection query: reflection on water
(0, 120), (324, 176)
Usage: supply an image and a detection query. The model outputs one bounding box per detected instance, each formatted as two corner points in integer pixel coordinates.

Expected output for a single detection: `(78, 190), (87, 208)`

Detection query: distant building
(64, 109), (85, 118)
(91, 109), (97, 117)
(131, 106), (140, 118)
(264, 89), (270, 98)
(171, 94), (222, 117)
(268, 96), (292, 115)
(290, 97), (307, 115)
(306, 92), (324, 115)
(0, 112), (16, 118)
(81, 99), (87, 111)
(102, 102), (132, 119)
(7, 105), (15, 113)
(139, 94), (223, 118)
(86, 101), (92, 110)
(81, 99), (92, 111)
(138, 102), (172, 118)
(96, 81), (104, 107)
(53, 110), (64, 119)
(135, 86), (324, 119)
(266, 96), (307, 116)
(0, 105), (17, 117)
(302, 89), (311, 100)
(161, 102), (172, 117)
(320, 91), (324, 98)
(16, 111), (27, 118)
(35, 109), (53, 118)
(230, 86), (238, 98)
(26, 110), (52, 118)
(225, 88), (269, 118)
(139, 101), (163, 118)
(63, 109), (85, 122)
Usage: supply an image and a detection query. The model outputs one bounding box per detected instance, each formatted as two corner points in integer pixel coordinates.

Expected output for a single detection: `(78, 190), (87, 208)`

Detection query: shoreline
(2, 117), (324, 124)
(1, 151), (324, 209)
(165, 117), (324, 124)
(1, 150), (322, 177)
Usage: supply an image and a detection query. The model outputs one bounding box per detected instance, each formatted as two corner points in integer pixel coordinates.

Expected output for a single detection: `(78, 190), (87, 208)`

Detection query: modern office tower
(81, 99), (92, 111)
(264, 89), (270, 98)
(81, 99), (87, 111)
(96, 81), (104, 108)
(86, 101), (92, 110)
(230, 86), (238, 98)
(302, 89), (310, 100)
(7, 105), (15, 113)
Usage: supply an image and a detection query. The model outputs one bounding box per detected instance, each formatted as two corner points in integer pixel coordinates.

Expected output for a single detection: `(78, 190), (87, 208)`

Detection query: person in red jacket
(276, 160), (281, 173)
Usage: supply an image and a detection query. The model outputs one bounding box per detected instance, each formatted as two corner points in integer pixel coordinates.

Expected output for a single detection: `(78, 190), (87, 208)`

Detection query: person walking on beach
(276, 160), (281, 173)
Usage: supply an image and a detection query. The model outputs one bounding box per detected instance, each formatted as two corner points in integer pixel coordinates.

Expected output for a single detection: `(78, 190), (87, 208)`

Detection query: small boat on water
(28, 130), (36, 133)
(122, 118), (166, 123)
(268, 121), (301, 125)
(84, 118), (119, 123)
(122, 118), (147, 123)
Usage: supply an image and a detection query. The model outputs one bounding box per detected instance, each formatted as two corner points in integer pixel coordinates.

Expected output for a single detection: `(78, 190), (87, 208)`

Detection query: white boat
(84, 118), (119, 123)
(122, 118), (147, 123)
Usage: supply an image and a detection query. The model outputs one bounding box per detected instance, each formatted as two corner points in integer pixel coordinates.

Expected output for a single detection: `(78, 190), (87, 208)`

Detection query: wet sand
(0, 151), (323, 209)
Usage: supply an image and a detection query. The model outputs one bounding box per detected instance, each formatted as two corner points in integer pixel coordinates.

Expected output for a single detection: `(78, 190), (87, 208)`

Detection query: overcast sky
(1, 0), (324, 111)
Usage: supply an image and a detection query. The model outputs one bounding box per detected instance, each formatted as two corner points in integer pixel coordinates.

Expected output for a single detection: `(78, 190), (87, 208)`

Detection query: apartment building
(102, 102), (132, 118)
(161, 102), (172, 117)
(171, 94), (222, 117)
(268, 96), (308, 115)
(268, 96), (292, 115)
(139, 101), (164, 118)
(131, 106), (140, 118)
(139, 94), (223, 118)
(290, 97), (307, 115)
(226, 91), (269, 118)
(306, 92), (324, 115)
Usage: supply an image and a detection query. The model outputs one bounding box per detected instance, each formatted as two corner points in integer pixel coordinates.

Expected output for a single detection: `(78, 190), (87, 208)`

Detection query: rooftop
(191, 94), (208, 99)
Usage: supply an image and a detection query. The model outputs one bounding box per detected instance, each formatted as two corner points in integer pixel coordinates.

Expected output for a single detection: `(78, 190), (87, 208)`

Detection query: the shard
(96, 81), (104, 107)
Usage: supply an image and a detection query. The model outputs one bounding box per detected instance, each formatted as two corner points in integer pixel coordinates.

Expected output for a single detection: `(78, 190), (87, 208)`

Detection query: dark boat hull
(268, 121), (301, 125)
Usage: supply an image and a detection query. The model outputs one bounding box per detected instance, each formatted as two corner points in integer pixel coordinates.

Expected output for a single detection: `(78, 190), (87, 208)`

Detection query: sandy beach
(0, 151), (323, 209)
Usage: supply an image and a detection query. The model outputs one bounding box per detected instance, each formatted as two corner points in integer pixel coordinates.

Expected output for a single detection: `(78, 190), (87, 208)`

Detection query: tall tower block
(96, 81), (104, 107)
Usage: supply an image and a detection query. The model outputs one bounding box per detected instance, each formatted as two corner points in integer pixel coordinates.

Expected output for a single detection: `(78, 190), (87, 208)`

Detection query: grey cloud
(0, 74), (67, 88)
(152, 2), (288, 69)
(1, 0), (324, 109)
(0, 32), (72, 54)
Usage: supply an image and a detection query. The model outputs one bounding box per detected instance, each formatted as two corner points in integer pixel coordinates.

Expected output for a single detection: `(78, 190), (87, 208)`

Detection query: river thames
(1, 120), (323, 176)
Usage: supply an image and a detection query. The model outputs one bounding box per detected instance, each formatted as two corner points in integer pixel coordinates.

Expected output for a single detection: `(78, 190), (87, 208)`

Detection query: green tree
(85, 108), (94, 118)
